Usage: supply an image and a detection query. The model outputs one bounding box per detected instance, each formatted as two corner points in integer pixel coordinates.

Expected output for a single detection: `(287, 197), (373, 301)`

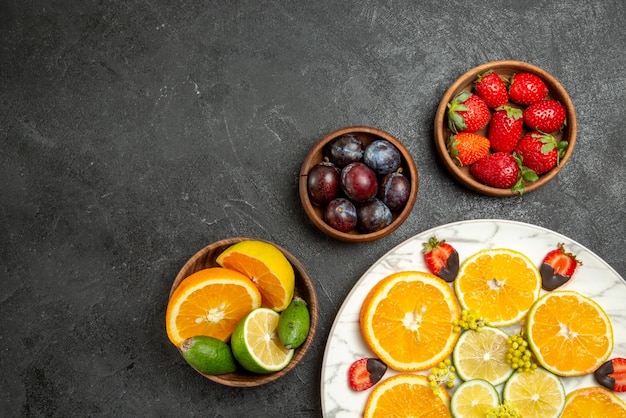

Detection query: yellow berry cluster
(486, 400), (521, 418)
(453, 309), (488, 332)
(506, 332), (538, 372)
(428, 359), (456, 394)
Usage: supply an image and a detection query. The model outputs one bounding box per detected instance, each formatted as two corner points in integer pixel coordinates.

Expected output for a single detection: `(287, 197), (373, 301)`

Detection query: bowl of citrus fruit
(434, 60), (577, 197)
(165, 238), (318, 387)
(299, 126), (418, 242)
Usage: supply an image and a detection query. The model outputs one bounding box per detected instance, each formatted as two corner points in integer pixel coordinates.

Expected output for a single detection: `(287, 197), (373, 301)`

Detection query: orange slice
(165, 267), (262, 347)
(360, 271), (460, 371)
(560, 386), (626, 417)
(454, 248), (541, 326)
(526, 290), (614, 376)
(364, 374), (451, 418)
(216, 240), (295, 311)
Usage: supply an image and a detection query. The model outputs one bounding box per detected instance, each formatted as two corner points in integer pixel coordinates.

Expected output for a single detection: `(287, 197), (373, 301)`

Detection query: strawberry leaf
(521, 166), (539, 182)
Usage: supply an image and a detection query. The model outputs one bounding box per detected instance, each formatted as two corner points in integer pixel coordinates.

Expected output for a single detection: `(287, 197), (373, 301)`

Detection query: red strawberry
(474, 70), (508, 108)
(515, 131), (568, 175)
(540, 243), (582, 290)
(348, 358), (387, 391)
(595, 358), (626, 392)
(447, 132), (490, 166)
(447, 91), (491, 133)
(488, 106), (524, 153)
(523, 100), (566, 133)
(422, 236), (459, 282)
(508, 72), (548, 105)
(470, 152), (525, 192)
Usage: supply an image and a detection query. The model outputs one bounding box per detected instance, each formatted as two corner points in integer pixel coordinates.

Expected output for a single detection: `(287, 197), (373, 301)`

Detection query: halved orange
(454, 248), (541, 326)
(216, 240), (294, 311)
(364, 374), (451, 418)
(166, 267), (262, 347)
(360, 271), (460, 372)
(526, 290), (614, 376)
(560, 386), (626, 417)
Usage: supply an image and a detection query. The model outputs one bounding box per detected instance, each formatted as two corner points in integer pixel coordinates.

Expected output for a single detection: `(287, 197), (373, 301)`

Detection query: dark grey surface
(2, 1), (625, 416)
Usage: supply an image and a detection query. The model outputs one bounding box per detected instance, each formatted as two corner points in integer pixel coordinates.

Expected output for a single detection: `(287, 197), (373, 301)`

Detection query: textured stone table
(2, 1), (625, 416)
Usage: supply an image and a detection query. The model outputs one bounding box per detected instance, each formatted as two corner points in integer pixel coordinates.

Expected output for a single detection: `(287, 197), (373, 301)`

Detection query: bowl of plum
(299, 126), (418, 242)
(434, 60), (577, 197)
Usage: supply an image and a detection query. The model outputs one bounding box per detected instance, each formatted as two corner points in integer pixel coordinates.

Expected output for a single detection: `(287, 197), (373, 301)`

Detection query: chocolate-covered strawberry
(422, 236), (459, 282)
(540, 243), (582, 290)
(594, 358), (626, 392)
(348, 358), (387, 391)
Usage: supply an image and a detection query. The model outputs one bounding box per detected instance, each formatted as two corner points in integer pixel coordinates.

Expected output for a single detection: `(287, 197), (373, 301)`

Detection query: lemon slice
(455, 248), (541, 326)
(230, 308), (294, 373)
(450, 379), (500, 418)
(452, 326), (513, 386)
(216, 240), (295, 311)
(502, 368), (566, 418)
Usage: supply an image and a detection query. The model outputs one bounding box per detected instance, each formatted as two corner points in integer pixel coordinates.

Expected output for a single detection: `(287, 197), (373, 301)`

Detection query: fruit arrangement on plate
(166, 239), (317, 387)
(348, 239), (626, 417)
(434, 60), (577, 197)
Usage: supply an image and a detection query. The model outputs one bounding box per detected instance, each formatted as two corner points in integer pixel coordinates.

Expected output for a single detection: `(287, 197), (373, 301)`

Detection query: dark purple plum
(378, 170), (411, 211)
(326, 134), (364, 168)
(307, 161), (340, 206)
(356, 199), (392, 233)
(341, 162), (378, 202)
(363, 140), (401, 175)
(324, 198), (357, 232)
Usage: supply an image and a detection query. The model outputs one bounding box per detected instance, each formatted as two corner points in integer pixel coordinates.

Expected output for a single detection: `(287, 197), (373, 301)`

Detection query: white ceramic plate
(321, 219), (626, 416)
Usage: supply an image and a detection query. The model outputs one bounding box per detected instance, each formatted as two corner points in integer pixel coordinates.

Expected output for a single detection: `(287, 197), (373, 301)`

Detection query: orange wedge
(216, 240), (295, 311)
(454, 248), (541, 326)
(560, 386), (626, 417)
(165, 267), (262, 347)
(360, 271), (460, 372)
(526, 290), (614, 376)
(364, 374), (451, 417)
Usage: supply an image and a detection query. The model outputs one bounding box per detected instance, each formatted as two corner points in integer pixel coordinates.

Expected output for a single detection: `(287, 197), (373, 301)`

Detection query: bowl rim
(434, 59), (577, 197)
(169, 237), (318, 387)
(299, 125), (419, 242)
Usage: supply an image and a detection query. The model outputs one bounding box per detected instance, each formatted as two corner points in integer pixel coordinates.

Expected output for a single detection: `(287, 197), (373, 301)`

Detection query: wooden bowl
(434, 60), (577, 197)
(169, 237), (318, 387)
(299, 126), (418, 242)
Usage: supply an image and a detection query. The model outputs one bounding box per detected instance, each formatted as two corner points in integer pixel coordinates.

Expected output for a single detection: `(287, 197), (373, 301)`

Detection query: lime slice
(231, 308), (294, 373)
(502, 367), (566, 418)
(453, 326), (513, 386)
(450, 379), (500, 418)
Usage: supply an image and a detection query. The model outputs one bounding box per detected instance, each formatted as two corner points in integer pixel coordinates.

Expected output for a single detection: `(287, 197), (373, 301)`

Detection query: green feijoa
(180, 335), (238, 375)
(277, 297), (310, 349)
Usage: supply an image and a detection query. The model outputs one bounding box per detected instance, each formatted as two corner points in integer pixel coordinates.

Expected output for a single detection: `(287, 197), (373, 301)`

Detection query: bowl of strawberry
(299, 126), (418, 242)
(434, 60), (577, 197)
